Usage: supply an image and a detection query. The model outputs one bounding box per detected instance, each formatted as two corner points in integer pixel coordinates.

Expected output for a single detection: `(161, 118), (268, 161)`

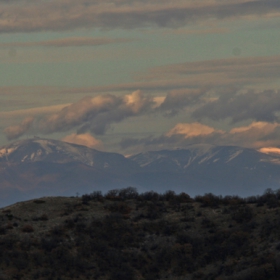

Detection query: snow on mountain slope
(129, 144), (280, 172)
(2, 138), (280, 207)
(0, 138), (97, 165)
(0, 138), (139, 174)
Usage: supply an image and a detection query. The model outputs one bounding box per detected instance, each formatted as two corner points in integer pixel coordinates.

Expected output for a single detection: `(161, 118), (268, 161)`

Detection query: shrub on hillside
(195, 193), (222, 208)
(138, 191), (161, 202)
(231, 206), (253, 223)
(118, 187), (139, 199)
(82, 191), (104, 204)
(106, 202), (132, 215)
(21, 225), (34, 233)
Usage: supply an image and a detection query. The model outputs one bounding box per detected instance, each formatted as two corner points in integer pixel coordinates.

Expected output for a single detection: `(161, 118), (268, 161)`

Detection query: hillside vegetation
(1, 187), (280, 279)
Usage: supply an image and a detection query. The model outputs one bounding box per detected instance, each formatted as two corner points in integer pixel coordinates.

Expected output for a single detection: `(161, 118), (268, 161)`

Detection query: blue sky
(1, 0), (280, 154)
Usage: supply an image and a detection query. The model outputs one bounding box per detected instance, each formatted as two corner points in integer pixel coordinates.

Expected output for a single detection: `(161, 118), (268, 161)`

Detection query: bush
(118, 187), (138, 199)
(258, 189), (280, 208)
(138, 191), (160, 201)
(177, 192), (192, 203)
(107, 202), (132, 215)
(109, 263), (135, 280)
(90, 191), (104, 201)
(222, 195), (244, 205)
(40, 237), (59, 252)
(163, 190), (176, 201)
(105, 189), (121, 200)
(231, 206), (253, 223)
(195, 193), (222, 208)
(21, 225), (34, 233)
(82, 191), (104, 204)
(33, 199), (46, 204)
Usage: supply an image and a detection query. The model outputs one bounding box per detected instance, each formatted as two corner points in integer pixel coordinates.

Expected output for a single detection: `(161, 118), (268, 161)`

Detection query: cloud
(60, 55), (280, 96)
(259, 147), (280, 155)
(120, 122), (225, 152)
(0, 104), (71, 119)
(229, 121), (279, 135)
(4, 117), (34, 140)
(161, 27), (229, 36)
(4, 91), (155, 140)
(1, 0), (280, 33)
(192, 89), (280, 123)
(158, 89), (205, 116)
(5, 86), (280, 152)
(120, 121), (280, 153)
(61, 133), (103, 149)
(228, 121), (280, 148)
(42, 90), (153, 135)
(0, 37), (132, 48)
(144, 55), (280, 86)
(166, 122), (222, 138)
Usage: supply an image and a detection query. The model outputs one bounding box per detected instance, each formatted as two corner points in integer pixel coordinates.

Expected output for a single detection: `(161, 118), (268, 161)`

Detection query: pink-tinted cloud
(120, 120), (280, 153)
(166, 122), (222, 138)
(228, 122), (280, 148)
(229, 121), (279, 135)
(4, 117), (34, 140)
(258, 147), (280, 155)
(120, 122), (225, 153)
(61, 133), (103, 149)
(3, 91), (155, 140)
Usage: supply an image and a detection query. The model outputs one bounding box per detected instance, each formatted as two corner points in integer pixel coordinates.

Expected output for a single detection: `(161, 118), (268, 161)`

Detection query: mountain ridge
(1, 138), (280, 207)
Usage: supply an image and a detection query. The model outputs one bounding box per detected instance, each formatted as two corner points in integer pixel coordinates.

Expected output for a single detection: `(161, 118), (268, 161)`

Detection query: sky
(1, 0), (280, 155)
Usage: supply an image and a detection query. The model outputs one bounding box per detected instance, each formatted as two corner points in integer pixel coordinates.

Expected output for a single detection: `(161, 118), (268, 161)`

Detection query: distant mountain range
(1, 138), (280, 207)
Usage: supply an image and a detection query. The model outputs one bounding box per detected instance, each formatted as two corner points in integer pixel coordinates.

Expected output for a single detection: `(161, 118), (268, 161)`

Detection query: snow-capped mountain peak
(2, 138), (280, 207)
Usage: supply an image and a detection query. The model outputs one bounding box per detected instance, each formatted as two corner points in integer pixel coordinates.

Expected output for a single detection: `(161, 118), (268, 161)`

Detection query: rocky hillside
(0, 188), (280, 279)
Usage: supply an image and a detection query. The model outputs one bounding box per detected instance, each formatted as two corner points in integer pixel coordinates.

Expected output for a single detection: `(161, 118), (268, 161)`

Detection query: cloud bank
(1, 0), (280, 33)
(192, 90), (280, 123)
(4, 90), (155, 140)
(4, 62), (280, 154)
(120, 121), (280, 153)
(5, 86), (280, 147)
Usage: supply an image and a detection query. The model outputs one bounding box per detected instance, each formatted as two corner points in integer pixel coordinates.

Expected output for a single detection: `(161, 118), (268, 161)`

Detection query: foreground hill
(1, 138), (280, 206)
(0, 188), (280, 279)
